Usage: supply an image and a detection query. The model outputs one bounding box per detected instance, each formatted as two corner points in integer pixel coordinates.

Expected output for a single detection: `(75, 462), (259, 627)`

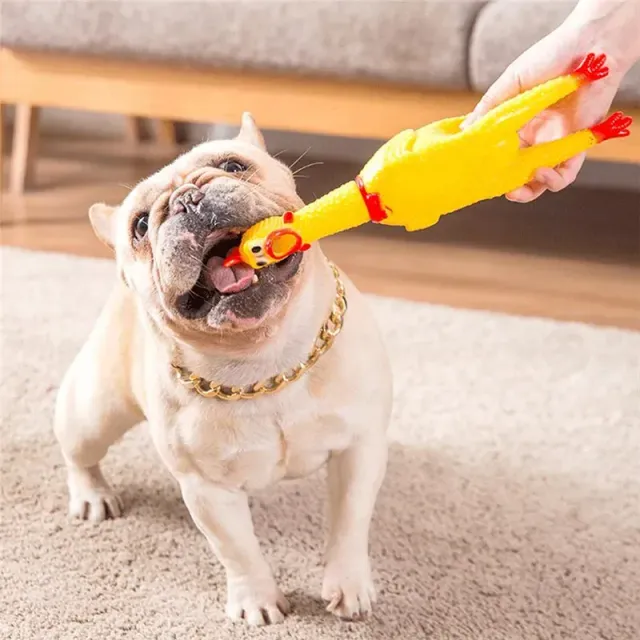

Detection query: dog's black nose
(169, 186), (205, 218)
(184, 181), (260, 229)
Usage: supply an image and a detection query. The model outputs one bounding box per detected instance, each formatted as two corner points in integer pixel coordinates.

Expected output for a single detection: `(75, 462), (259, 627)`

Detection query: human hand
(463, 22), (629, 203)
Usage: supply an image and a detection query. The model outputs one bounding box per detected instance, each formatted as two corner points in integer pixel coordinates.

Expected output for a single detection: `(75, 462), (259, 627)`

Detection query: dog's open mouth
(204, 232), (255, 295)
(175, 229), (302, 319)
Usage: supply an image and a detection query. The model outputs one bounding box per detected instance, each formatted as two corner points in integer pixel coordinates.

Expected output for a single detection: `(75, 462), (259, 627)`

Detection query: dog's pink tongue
(206, 256), (254, 294)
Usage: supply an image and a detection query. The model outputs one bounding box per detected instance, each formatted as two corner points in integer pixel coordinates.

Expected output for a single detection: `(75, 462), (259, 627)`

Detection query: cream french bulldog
(54, 113), (392, 625)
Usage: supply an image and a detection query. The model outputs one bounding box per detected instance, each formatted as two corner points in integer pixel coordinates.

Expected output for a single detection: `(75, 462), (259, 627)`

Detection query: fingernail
(506, 189), (530, 203)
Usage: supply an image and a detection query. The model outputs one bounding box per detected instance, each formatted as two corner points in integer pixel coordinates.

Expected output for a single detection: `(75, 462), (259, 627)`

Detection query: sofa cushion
(469, 0), (640, 106)
(0, 0), (486, 90)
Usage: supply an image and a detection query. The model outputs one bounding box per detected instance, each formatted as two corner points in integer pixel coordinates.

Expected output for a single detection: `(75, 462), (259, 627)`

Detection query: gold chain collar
(171, 264), (347, 400)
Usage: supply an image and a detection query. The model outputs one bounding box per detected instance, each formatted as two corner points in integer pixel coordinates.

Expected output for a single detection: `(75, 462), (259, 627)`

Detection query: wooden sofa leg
(0, 103), (6, 194)
(10, 104), (40, 195)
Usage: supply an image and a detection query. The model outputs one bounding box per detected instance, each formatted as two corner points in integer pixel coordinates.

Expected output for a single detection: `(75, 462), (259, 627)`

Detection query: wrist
(564, 0), (640, 73)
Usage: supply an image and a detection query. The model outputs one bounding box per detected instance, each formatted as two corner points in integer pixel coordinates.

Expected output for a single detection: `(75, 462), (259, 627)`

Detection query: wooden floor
(1, 137), (639, 331)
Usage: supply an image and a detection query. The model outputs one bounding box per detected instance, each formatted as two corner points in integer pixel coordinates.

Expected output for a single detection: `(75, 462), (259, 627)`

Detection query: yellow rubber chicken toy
(225, 53), (632, 270)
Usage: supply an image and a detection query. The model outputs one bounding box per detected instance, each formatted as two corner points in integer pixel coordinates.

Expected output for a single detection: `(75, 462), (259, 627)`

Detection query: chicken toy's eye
(251, 245), (263, 255)
(264, 229), (303, 260)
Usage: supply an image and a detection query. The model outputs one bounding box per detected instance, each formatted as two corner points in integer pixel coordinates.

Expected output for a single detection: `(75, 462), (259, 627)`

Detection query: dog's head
(91, 113), (309, 347)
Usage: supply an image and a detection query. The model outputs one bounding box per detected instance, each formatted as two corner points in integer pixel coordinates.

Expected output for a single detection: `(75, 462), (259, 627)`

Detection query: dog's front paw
(69, 487), (123, 522)
(322, 559), (376, 620)
(67, 466), (123, 522)
(226, 576), (290, 626)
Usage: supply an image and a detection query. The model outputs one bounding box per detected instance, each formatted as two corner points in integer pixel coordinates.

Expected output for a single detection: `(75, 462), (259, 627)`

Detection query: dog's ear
(236, 112), (266, 150)
(89, 203), (117, 250)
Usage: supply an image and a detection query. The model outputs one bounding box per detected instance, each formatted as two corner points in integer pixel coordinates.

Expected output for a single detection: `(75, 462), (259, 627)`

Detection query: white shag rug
(1, 247), (639, 640)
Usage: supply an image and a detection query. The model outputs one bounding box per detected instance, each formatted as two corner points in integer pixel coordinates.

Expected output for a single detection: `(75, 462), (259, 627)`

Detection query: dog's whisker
(288, 147), (312, 171)
(291, 161), (323, 177)
(241, 168), (261, 185)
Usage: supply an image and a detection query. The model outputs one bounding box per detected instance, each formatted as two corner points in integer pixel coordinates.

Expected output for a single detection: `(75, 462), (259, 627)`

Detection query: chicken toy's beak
(223, 247), (244, 268)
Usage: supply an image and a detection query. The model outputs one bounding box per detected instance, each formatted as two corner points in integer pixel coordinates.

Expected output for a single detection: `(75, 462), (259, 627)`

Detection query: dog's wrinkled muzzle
(154, 172), (259, 296)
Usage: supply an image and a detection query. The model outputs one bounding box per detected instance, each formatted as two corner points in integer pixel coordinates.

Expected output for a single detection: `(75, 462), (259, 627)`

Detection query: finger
(532, 152), (586, 193)
(557, 153), (586, 185)
(462, 66), (522, 128)
(533, 167), (569, 193)
(506, 182), (547, 203)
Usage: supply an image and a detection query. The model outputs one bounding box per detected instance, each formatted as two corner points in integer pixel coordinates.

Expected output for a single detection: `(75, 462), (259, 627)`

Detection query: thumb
(462, 66), (523, 129)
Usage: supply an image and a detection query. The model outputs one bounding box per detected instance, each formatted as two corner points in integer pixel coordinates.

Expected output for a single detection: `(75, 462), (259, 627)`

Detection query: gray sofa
(1, 0), (639, 193)
(3, 0), (639, 101)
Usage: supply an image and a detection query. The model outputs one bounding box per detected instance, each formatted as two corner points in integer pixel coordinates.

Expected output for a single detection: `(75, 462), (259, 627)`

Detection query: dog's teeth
(252, 274), (259, 285)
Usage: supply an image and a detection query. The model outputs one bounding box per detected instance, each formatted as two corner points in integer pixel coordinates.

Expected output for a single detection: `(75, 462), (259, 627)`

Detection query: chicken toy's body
(225, 54), (632, 270)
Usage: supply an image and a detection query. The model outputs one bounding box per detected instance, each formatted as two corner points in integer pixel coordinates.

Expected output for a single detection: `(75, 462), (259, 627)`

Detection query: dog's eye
(219, 159), (247, 174)
(133, 213), (149, 240)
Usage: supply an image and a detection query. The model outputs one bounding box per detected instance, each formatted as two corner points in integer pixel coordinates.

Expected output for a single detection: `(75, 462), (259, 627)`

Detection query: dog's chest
(169, 398), (352, 491)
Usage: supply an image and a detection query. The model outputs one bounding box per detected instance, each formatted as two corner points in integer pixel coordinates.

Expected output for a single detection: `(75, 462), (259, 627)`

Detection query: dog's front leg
(323, 431), (388, 620)
(179, 477), (289, 626)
